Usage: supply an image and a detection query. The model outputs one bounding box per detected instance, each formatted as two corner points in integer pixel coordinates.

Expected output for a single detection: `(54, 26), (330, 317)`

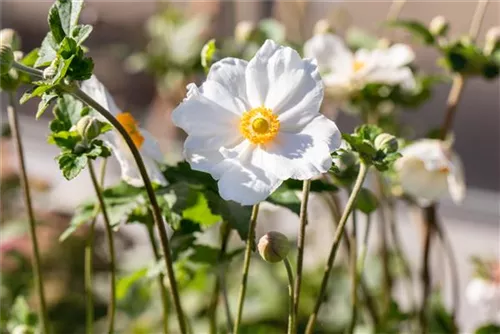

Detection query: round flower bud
(313, 19), (334, 35)
(484, 26), (500, 55)
(258, 231), (290, 263)
(76, 115), (102, 141)
(235, 21), (256, 43)
(374, 133), (398, 153)
(429, 15), (449, 37)
(0, 44), (14, 75)
(0, 28), (21, 51)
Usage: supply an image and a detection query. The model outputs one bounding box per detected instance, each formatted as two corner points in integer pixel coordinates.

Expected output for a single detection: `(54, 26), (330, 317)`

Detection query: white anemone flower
(395, 139), (465, 206)
(303, 33), (416, 100)
(80, 76), (167, 187)
(172, 39), (341, 205)
(466, 261), (500, 322)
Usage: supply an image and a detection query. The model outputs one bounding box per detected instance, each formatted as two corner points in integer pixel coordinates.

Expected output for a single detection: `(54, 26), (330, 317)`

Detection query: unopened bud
(484, 26), (500, 55)
(76, 116), (102, 141)
(235, 21), (256, 43)
(258, 231), (290, 263)
(43, 58), (59, 80)
(0, 44), (14, 75)
(429, 16), (449, 37)
(0, 28), (21, 51)
(374, 133), (398, 153)
(313, 19), (334, 35)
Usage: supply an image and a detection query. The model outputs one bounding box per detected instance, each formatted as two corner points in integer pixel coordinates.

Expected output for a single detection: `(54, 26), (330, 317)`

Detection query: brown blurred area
(1, 0), (499, 192)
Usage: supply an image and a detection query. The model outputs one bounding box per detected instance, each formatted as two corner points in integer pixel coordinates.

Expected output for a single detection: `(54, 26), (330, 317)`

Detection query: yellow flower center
(438, 166), (450, 174)
(116, 112), (144, 149)
(353, 60), (365, 72)
(239, 107), (280, 144)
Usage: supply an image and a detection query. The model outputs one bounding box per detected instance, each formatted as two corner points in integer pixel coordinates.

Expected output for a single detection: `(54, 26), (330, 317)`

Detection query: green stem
(233, 204), (260, 334)
(347, 210), (359, 334)
(293, 179), (312, 323)
(88, 161), (116, 334)
(419, 206), (435, 334)
(357, 214), (372, 276)
(12, 61), (44, 79)
(283, 258), (295, 334)
(305, 163), (369, 334)
(145, 224), (169, 334)
(7, 92), (50, 334)
(71, 87), (187, 334)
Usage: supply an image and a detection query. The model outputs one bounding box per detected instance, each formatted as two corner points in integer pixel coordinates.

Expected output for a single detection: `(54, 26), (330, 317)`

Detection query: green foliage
(6, 296), (38, 333)
(475, 324), (500, 334)
(428, 290), (458, 334)
(201, 39), (217, 74)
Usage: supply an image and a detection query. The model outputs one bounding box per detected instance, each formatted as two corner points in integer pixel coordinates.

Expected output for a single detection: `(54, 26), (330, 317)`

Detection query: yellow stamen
(438, 166), (450, 173)
(353, 60), (365, 72)
(239, 107), (280, 145)
(116, 112), (144, 149)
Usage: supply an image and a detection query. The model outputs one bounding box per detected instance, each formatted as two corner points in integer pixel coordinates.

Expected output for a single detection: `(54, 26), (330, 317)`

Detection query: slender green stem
(419, 206), (435, 334)
(293, 179), (311, 323)
(88, 161), (116, 334)
(7, 92), (50, 334)
(85, 159), (107, 334)
(283, 258), (295, 334)
(71, 87), (187, 334)
(386, 0), (407, 21)
(209, 222), (231, 334)
(305, 163), (369, 334)
(145, 224), (169, 334)
(12, 61), (44, 79)
(347, 209), (359, 334)
(357, 214), (372, 276)
(233, 204), (260, 334)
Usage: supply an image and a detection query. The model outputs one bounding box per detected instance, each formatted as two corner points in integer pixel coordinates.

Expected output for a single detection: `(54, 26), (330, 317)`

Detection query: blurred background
(1, 1), (499, 333)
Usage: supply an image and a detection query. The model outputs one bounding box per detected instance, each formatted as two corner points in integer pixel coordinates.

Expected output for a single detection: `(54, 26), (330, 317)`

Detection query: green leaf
(184, 245), (220, 264)
(48, 2), (67, 43)
(182, 190), (221, 227)
(51, 0), (85, 39)
(51, 55), (74, 85)
(57, 152), (87, 180)
(48, 130), (81, 149)
(387, 20), (435, 45)
(20, 85), (52, 104)
(201, 39), (217, 74)
(20, 49), (40, 67)
(355, 188), (378, 214)
(34, 33), (58, 67)
(71, 24), (93, 45)
(116, 268), (148, 301)
(60, 202), (95, 241)
(36, 92), (59, 119)
(475, 324), (500, 334)
(267, 183), (301, 214)
(85, 140), (111, 159)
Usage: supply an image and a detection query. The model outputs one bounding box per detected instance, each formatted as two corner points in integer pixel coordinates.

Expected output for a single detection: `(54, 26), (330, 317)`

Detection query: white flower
(303, 33), (416, 100)
(466, 278), (500, 322)
(172, 40), (341, 205)
(395, 139), (465, 206)
(80, 76), (167, 187)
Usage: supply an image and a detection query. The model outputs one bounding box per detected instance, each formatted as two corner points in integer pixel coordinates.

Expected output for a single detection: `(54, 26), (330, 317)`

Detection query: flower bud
(258, 231), (290, 263)
(429, 16), (449, 36)
(0, 44), (14, 75)
(235, 21), (256, 43)
(43, 61), (58, 80)
(76, 116), (102, 141)
(484, 26), (500, 55)
(0, 28), (21, 51)
(374, 133), (398, 153)
(313, 19), (334, 35)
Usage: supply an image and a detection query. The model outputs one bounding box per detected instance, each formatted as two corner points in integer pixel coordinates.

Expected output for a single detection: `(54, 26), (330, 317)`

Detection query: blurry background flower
(466, 257), (500, 324)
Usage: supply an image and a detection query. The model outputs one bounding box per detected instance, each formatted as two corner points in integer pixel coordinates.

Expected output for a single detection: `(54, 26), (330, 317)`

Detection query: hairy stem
(293, 179), (312, 323)
(233, 204), (260, 333)
(7, 92), (50, 334)
(306, 163), (369, 334)
(284, 258), (295, 334)
(72, 87), (187, 334)
(88, 161), (116, 334)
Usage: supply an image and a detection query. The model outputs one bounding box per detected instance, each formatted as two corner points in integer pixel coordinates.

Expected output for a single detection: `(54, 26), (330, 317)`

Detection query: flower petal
(304, 33), (353, 74)
(380, 44), (415, 68)
(207, 57), (250, 109)
(447, 152), (466, 204)
(364, 67), (416, 90)
(80, 75), (121, 116)
(140, 130), (165, 163)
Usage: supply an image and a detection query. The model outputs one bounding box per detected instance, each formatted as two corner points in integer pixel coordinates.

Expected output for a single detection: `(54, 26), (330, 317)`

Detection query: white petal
(140, 130), (165, 163)
(322, 73), (352, 100)
(257, 115), (340, 180)
(217, 145), (283, 205)
(304, 33), (354, 75)
(447, 152), (466, 204)
(380, 44), (415, 68)
(400, 140), (450, 171)
(207, 57), (250, 109)
(172, 82), (241, 136)
(80, 75), (121, 116)
(364, 67), (416, 90)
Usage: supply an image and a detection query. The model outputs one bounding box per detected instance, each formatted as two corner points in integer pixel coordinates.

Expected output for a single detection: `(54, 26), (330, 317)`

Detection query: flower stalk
(293, 179), (312, 323)
(234, 203), (260, 334)
(87, 160), (116, 334)
(7, 92), (50, 334)
(347, 209), (359, 334)
(283, 258), (295, 334)
(305, 162), (369, 334)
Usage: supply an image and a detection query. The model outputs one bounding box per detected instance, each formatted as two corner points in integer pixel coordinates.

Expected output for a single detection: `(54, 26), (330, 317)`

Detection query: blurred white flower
(303, 33), (416, 100)
(466, 260), (500, 322)
(395, 139), (465, 206)
(81, 76), (167, 187)
(172, 40), (341, 205)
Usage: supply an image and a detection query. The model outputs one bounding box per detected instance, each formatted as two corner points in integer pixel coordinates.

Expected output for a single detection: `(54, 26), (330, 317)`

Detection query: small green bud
(374, 133), (398, 153)
(0, 44), (14, 75)
(484, 26), (500, 56)
(76, 116), (102, 141)
(0, 28), (21, 51)
(313, 19), (334, 35)
(235, 21), (256, 43)
(258, 231), (290, 263)
(429, 15), (449, 37)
